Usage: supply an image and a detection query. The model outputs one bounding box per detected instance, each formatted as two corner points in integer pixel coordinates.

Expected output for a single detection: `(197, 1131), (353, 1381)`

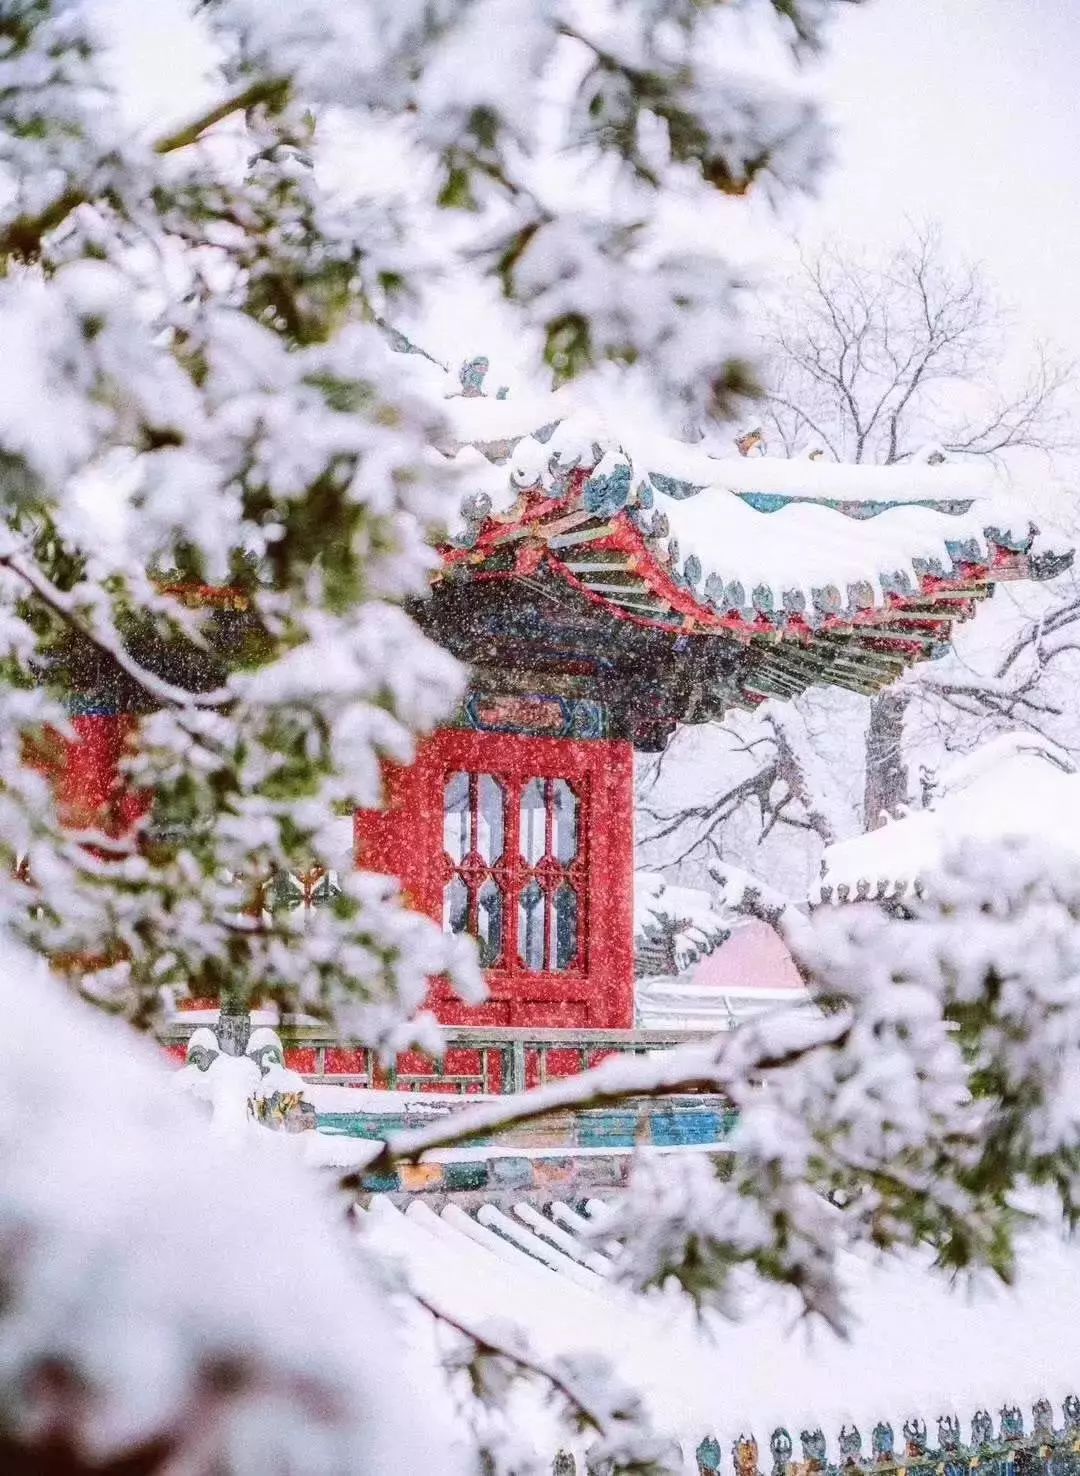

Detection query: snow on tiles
(358, 1192), (1080, 1461)
(817, 733), (1080, 904)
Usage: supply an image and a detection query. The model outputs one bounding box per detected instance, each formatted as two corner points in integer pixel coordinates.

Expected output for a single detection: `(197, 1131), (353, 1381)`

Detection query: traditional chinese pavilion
(52, 358), (1071, 1050)
(353, 363), (1068, 1035)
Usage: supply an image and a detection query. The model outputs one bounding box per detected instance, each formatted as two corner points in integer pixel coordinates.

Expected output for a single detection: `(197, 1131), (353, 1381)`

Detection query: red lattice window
(356, 728), (635, 1028)
(441, 773), (582, 972)
(442, 772), (507, 967)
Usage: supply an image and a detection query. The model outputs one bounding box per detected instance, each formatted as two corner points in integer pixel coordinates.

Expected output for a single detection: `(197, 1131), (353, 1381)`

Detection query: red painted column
(55, 715), (146, 835)
(595, 738), (636, 1029)
(353, 742), (442, 916)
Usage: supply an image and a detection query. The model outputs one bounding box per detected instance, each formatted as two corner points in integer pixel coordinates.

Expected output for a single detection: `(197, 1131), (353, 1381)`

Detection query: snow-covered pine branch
(0, 937), (470, 1474)
(0, 6), (879, 1468)
(706, 857), (805, 937)
(408, 1284), (679, 1476)
(0, 0), (851, 1044)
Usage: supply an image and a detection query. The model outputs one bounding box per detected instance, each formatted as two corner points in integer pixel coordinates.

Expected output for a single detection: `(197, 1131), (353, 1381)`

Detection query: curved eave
(437, 479), (1058, 706)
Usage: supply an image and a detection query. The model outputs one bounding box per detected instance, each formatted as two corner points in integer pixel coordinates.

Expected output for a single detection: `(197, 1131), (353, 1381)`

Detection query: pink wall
(689, 921), (803, 993)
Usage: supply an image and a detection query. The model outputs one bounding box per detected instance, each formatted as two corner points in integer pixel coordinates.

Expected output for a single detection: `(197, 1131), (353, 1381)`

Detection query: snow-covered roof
(636, 978), (809, 1032)
(361, 1189), (1080, 1466)
(420, 361), (1071, 712)
(817, 734), (1080, 903)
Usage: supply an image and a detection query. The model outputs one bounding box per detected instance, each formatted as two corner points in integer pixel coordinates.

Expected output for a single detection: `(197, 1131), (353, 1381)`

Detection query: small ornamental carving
(250, 1090), (317, 1133)
(1001, 1406), (1024, 1442)
(871, 1422), (894, 1463)
(903, 1417), (927, 1457)
(770, 1428), (793, 1476)
(938, 1415), (961, 1452)
(733, 1434), (759, 1476)
(1034, 1400), (1054, 1439)
(800, 1428), (827, 1469)
(838, 1425), (862, 1466)
(971, 1411), (994, 1449)
(701, 1402), (1080, 1476)
(735, 428), (765, 457)
(695, 1435), (722, 1475)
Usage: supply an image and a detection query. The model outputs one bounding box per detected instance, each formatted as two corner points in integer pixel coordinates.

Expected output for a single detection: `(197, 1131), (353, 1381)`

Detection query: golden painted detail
(265, 867), (341, 912)
(158, 583), (250, 610)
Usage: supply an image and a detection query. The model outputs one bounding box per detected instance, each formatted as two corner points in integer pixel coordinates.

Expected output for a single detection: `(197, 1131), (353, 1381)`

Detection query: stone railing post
(510, 1038), (527, 1094)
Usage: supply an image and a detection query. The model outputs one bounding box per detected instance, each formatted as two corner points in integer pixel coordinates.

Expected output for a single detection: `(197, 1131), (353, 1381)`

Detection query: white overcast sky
(812, 0), (1080, 352)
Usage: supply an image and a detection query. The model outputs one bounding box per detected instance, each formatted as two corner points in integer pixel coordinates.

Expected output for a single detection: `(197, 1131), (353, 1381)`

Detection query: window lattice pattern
(442, 772), (583, 973)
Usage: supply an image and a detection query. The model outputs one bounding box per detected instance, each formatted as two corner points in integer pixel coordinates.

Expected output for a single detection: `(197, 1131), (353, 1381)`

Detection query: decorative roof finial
(735, 426), (765, 457)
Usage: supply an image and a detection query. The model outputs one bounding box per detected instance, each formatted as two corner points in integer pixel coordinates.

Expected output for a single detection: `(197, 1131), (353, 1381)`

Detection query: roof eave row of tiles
(440, 418), (1065, 628)
(441, 474), (1048, 649)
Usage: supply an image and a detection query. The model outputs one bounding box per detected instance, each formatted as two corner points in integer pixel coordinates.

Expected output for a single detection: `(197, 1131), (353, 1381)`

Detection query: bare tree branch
(643, 224), (1077, 909)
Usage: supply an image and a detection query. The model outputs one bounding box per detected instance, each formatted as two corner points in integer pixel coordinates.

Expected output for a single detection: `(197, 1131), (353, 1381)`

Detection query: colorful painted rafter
(431, 366), (1069, 711)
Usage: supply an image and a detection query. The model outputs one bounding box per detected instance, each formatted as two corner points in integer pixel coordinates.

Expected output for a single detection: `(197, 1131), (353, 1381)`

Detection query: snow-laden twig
(1, 550), (230, 710)
(411, 1287), (676, 1471)
(343, 1011), (850, 1178)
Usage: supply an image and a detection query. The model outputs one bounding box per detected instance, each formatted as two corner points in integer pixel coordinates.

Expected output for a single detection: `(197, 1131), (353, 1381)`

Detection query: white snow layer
(819, 732), (1080, 899)
(362, 1191), (1080, 1467)
(434, 376), (1052, 611)
(636, 979), (808, 1032)
(634, 869), (729, 969)
(0, 944), (468, 1473)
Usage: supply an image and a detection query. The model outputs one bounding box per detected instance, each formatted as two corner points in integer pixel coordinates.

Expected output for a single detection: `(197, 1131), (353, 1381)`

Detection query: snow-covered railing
(553, 1398), (1080, 1475)
(162, 1022), (716, 1094)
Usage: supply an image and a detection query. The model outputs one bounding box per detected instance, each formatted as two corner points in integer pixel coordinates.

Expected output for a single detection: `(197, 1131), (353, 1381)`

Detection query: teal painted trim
(651, 1108), (737, 1146)
(583, 459), (633, 516)
(316, 1112), (427, 1140)
(734, 491), (976, 519)
(358, 1171), (401, 1193)
(443, 1161), (490, 1192)
(66, 695), (123, 717)
(317, 1099), (738, 1152)
(649, 470), (706, 501)
(578, 1111), (637, 1149)
(457, 693), (607, 740)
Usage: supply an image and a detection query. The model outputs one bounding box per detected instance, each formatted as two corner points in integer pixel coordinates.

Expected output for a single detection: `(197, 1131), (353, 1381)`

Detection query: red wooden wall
(50, 716), (637, 1032)
(356, 728), (636, 1029)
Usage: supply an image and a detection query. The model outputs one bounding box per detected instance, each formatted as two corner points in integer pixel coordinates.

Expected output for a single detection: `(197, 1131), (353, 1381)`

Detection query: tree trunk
(862, 689), (911, 830)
